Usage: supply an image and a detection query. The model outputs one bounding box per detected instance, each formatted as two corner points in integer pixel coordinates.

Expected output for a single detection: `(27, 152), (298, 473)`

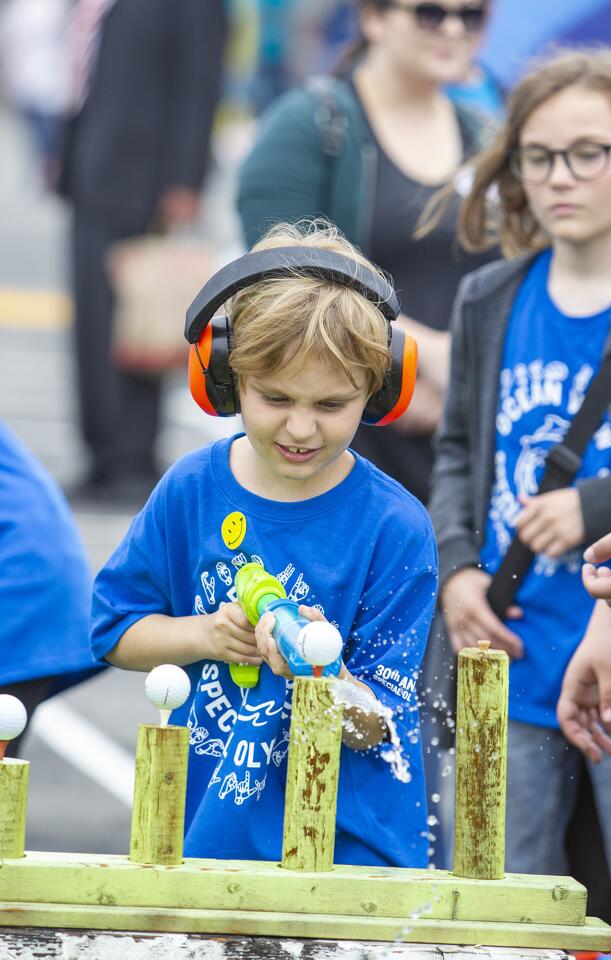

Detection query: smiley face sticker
(221, 511), (247, 550)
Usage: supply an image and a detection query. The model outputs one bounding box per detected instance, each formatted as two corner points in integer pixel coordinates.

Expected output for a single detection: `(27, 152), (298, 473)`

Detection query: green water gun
(229, 563), (343, 688)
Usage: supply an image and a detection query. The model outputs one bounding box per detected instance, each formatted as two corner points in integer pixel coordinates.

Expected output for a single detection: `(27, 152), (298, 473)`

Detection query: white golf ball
(145, 665), (191, 711)
(296, 621), (343, 666)
(0, 695), (27, 741)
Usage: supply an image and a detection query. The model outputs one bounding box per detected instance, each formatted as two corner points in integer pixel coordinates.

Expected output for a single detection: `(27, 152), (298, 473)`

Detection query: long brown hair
(460, 49), (611, 258)
(334, 0), (391, 76)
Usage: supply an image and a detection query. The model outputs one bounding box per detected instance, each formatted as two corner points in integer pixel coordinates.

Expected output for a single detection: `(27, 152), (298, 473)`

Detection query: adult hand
(441, 567), (524, 659)
(557, 602), (611, 762)
(515, 489), (584, 558)
(204, 603), (261, 664)
(157, 186), (200, 228)
(254, 604), (326, 679)
(583, 532), (611, 605)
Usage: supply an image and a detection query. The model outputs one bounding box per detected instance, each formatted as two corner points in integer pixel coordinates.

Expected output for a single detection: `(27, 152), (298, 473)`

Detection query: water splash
(330, 679), (411, 783)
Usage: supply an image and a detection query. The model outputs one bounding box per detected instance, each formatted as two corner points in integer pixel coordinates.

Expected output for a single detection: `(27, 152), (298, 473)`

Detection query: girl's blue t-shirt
(0, 419), (94, 684)
(91, 435), (438, 867)
(480, 250), (611, 728)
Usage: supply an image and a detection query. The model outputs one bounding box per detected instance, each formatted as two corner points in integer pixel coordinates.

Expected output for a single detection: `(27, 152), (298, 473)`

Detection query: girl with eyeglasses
(237, 0), (494, 507)
(429, 50), (611, 882)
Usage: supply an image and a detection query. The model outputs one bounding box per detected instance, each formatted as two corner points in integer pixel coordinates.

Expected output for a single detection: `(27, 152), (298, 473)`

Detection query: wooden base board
(0, 852), (609, 950)
(0, 902), (609, 950)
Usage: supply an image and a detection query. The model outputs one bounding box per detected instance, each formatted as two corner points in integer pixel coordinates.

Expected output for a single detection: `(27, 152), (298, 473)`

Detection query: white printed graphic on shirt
(374, 664), (417, 702)
(216, 561), (232, 586)
(219, 770), (266, 804)
(191, 525), (328, 806)
(276, 562), (295, 586)
(200, 572), (215, 606)
(490, 362), (611, 577)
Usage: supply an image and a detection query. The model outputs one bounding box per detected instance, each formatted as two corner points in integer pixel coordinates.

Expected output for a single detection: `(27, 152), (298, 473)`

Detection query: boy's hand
(204, 603), (262, 664)
(583, 533), (611, 606)
(442, 567), (524, 659)
(255, 605), (327, 679)
(515, 489), (584, 558)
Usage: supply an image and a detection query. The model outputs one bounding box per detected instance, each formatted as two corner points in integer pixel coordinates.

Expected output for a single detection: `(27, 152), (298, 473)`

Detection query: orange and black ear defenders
(184, 247), (417, 426)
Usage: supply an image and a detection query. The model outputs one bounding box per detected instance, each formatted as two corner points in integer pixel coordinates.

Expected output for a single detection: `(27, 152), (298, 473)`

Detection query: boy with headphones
(91, 222), (438, 867)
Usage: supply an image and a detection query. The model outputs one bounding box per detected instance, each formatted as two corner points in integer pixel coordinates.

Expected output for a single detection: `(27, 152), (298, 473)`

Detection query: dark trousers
(71, 211), (162, 481)
(0, 677), (55, 758)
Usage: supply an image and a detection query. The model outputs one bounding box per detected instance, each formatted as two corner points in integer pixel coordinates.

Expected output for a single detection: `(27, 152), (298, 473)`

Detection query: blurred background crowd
(2, 0), (611, 932)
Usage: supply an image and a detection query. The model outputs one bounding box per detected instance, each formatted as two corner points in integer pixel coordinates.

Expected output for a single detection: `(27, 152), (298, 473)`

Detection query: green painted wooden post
(129, 724), (189, 866)
(282, 677), (343, 872)
(453, 642), (509, 880)
(0, 758), (29, 858)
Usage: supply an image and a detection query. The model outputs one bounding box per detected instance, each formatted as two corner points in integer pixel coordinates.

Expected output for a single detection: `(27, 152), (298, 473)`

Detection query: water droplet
(427, 814), (438, 826)
(431, 792), (441, 803)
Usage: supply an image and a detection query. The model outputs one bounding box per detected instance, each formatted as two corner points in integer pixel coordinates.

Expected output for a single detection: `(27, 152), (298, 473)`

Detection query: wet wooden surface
(0, 929), (571, 959)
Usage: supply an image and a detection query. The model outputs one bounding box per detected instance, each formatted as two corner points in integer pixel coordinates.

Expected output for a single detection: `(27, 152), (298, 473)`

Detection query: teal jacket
(237, 77), (492, 250)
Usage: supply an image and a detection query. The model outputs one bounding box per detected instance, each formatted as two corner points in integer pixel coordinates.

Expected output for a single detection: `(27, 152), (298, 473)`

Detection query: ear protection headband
(185, 246), (417, 426)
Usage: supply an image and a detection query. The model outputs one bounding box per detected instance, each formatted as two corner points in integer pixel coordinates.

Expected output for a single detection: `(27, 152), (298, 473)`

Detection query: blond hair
(459, 48), (611, 258)
(228, 220), (391, 395)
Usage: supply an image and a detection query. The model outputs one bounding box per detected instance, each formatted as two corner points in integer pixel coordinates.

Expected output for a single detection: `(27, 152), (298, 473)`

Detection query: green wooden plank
(0, 853), (586, 926)
(0, 902), (609, 951)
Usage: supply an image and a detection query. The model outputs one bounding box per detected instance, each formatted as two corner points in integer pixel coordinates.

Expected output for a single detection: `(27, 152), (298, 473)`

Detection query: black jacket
(60, 0), (227, 229)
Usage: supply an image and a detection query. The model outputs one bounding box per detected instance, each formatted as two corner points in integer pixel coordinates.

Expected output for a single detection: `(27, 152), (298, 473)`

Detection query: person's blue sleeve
(0, 420), (94, 683)
(90, 485), (173, 662)
(345, 498), (438, 721)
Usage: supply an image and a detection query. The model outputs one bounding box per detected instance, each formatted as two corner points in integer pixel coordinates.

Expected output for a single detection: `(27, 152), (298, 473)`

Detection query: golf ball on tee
(0, 695), (27, 741)
(296, 621), (343, 666)
(145, 664), (191, 711)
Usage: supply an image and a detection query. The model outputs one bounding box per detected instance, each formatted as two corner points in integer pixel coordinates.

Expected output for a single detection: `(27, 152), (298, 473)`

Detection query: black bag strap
(486, 351), (611, 617)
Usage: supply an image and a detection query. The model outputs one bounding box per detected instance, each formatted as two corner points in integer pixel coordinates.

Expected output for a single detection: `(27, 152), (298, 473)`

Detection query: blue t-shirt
(0, 419), (95, 685)
(480, 251), (611, 728)
(91, 435), (438, 867)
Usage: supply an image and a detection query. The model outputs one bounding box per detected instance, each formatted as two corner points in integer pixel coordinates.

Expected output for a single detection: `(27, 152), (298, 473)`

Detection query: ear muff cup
(188, 315), (238, 417)
(185, 246), (417, 425)
(362, 328), (418, 426)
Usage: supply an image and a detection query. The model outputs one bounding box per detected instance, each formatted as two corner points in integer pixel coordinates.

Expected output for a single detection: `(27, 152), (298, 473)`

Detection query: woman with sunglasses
(429, 50), (611, 882)
(237, 0), (493, 506)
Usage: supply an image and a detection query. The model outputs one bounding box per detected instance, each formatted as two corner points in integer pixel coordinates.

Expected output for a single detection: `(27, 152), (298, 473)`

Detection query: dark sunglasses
(386, 1), (488, 33)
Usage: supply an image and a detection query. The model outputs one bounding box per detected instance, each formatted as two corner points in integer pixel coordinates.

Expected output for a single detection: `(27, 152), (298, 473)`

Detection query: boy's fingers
(229, 650), (263, 665)
(255, 611), (275, 640)
(298, 605), (325, 622)
(231, 625), (260, 645)
(262, 636), (290, 677)
(227, 604), (255, 631)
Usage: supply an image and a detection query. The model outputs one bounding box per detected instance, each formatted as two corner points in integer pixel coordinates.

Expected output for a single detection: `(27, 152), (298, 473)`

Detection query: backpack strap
(486, 351), (611, 617)
(306, 75), (350, 158)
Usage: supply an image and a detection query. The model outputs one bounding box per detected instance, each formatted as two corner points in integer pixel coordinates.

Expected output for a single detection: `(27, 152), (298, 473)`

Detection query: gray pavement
(0, 104), (249, 854)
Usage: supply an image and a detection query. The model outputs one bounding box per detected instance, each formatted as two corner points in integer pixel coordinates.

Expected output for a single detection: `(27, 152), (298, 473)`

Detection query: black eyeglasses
(386, 2), (488, 33)
(509, 141), (611, 184)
